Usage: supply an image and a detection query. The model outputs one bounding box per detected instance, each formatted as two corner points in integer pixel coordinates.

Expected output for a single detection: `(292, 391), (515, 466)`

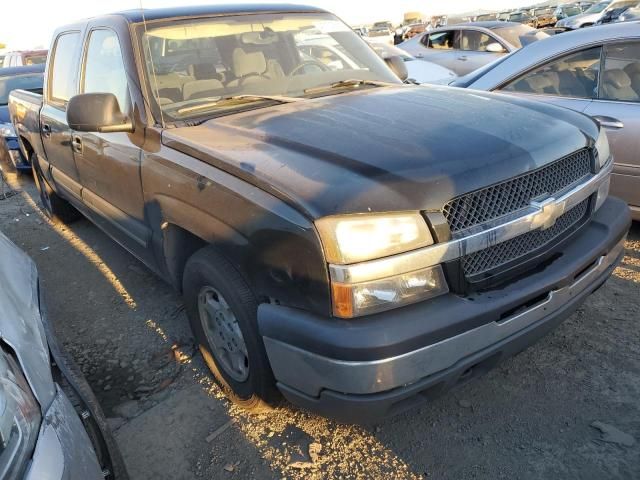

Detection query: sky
(2, 0), (530, 50)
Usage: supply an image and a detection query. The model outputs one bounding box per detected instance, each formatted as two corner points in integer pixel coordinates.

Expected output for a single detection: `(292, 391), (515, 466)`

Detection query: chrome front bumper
(264, 237), (625, 398)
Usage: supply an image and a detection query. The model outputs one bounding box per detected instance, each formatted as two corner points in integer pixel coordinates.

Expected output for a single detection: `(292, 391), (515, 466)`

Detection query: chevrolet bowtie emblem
(531, 197), (565, 231)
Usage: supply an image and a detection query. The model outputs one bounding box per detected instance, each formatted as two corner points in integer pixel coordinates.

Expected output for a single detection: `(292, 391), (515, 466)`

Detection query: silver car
(454, 22), (640, 220)
(555, 0), (637, 28)
(399, 22), (542, 76)
(0, 230), (127, 479)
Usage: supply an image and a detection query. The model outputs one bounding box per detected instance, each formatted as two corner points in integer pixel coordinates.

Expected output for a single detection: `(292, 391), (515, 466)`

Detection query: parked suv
(9, 4), (630, 422)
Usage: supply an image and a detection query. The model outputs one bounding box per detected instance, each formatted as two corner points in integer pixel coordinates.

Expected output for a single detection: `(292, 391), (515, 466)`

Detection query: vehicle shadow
(1, 170), (638, 479)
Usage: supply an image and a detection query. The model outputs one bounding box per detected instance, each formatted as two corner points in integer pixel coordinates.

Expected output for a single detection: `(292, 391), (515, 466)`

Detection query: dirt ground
(0, 169), (638, 480)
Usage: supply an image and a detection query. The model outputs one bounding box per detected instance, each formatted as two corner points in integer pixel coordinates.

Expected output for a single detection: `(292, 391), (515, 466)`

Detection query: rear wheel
(183, 246), (279, 413)
(31, 153), (80, 223)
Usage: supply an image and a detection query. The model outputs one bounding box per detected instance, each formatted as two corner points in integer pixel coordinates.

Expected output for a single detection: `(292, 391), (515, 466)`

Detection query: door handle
(593, 116), (624, 130)
(42, 123), (51, 137)
(71, 135), (83, 154)
(415, 53), (424, 58)
(458, 55), (468, 61)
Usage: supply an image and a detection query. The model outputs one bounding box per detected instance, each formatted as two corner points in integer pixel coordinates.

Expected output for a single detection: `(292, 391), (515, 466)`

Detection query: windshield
(492, 25), (538, 48)
(139, 13), (398, 122)
(22, 54), (47, 65)
(586, 2), (610, 13)
(509, 13), (527, 21)
(0, 73), (43, 105)
(451, 52), (515, 88)
(565, 6), (583, 15)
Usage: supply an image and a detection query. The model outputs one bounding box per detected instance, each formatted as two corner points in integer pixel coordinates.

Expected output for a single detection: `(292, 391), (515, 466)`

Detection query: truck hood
(163, 85), (597, 219)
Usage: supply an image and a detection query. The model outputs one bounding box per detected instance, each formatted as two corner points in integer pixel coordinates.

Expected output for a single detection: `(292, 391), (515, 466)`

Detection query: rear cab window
(48, 32), (82, 107)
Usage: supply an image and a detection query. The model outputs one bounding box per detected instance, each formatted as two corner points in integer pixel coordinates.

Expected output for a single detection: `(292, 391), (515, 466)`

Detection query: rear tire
(183, 245), (280, 413)
(31, 153), (80, 223)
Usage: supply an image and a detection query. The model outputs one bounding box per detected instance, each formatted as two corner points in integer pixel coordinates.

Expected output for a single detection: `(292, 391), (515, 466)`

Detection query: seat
(624, 63), (640, 97)
(602, 69), (639, 102)
(226, 48), (269, 88)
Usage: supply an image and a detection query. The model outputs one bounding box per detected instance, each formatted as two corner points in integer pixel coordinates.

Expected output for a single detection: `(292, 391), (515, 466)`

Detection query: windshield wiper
(177, 94), (302, 115)
(305, 79), (396, 95)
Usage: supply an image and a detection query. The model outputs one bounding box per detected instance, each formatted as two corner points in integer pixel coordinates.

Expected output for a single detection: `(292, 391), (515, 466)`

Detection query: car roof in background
(430, 21), (526, 32)
(0, 64), (46, 77)
(507, 20), (640, 59)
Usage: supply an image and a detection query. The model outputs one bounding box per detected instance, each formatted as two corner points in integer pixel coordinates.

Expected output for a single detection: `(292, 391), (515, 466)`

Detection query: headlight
(316, 212), (449, 318)
(595, 127), (611, 169)
(0, 348), (41, 479)
(594, 128), (612, 211)
(0, 123), (16, 138)
(315, 212), (434, 264)
(331, 265), (448, 318)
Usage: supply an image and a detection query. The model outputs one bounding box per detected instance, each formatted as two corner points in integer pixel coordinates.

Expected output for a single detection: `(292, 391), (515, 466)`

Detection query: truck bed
(9, 89), (43, 164)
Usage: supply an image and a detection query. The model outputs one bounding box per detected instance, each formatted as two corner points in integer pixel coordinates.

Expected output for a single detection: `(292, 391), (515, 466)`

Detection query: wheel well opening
(162, 223), (207, 292)
(20, 136), (34, 158)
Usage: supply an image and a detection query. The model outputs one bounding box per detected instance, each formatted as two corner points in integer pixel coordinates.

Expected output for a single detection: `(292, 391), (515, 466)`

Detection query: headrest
(233, 48), (267, 78)
(624, 62), (640, 76)
(604, 69), (631, 89)
(526, 74), (553, 90)
(188, 63), (218, 80)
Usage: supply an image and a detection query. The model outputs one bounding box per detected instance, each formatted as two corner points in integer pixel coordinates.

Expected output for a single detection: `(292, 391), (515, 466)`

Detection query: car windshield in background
(565, 7), (583, 15)
(491, 24), (538, 48)
(23, 54), (47, 65)
(585, 2), (610, 13)
(138, 13), (399, 121)
(0, 73), (43, 105)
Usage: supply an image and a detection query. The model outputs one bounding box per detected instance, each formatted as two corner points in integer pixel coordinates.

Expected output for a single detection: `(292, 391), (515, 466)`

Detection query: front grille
(462, 199), (590, 277)
(443, 149), (592, 234)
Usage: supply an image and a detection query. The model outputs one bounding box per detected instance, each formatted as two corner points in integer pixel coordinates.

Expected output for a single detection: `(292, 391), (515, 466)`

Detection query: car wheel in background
(183, 245), (280, 413)
(31, 153), (80, 223)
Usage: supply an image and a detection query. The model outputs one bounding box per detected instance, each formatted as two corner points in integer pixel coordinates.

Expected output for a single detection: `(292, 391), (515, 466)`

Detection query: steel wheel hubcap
(198, 286), (249, 382)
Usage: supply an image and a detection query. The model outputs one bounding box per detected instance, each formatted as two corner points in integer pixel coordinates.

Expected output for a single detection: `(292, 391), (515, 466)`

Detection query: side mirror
(385, 55), (409, 82)
(486, 42), (506, 53)
(67, 93), (133, 133)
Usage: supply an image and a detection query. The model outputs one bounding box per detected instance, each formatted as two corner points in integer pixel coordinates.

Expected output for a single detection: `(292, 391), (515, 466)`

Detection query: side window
(600, 42), (640, 103)
(502, 47), (602, 99)
(424, 31), (456, 50)
(49, 32), (81, 104)
(83, 29), (129, 112)
(460, 31), (496, 52)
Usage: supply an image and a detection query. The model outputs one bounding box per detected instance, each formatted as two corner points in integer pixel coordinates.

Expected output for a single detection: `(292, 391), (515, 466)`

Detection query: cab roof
(112, 3), (326, 23)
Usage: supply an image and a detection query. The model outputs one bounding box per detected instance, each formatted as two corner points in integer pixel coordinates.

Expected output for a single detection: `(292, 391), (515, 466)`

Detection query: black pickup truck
(9, 4), (630, 422)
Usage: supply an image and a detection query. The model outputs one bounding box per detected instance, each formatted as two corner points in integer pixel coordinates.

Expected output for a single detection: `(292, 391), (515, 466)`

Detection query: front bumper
(25, 386), (105, 480)
(259, 197), (630, 422)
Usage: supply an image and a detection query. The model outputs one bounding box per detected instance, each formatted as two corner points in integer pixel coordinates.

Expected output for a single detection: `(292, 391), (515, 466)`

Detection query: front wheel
(183, 246), (280, 413)
(31, 153), (80, 223)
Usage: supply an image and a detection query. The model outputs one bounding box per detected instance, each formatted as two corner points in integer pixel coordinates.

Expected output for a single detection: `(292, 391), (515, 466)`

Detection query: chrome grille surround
(443, 149), (592, 234)
(462, 199), (590, 277)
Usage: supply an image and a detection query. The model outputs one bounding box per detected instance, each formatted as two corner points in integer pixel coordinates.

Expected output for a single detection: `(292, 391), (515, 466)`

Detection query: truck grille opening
(462, 199), (590, 277)
(442, 149), (592, 234)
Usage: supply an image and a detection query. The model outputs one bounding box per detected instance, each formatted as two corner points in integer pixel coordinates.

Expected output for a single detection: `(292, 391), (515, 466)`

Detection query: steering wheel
(289, 60), (331, 76)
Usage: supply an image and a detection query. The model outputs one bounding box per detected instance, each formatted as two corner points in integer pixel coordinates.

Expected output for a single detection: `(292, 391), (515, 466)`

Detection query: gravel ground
(1, 170), (638, 480)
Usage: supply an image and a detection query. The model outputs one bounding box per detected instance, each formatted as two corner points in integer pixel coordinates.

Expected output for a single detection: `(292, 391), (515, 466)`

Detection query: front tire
(183, 246), (279, 413)
(31, 153), (80, 223)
